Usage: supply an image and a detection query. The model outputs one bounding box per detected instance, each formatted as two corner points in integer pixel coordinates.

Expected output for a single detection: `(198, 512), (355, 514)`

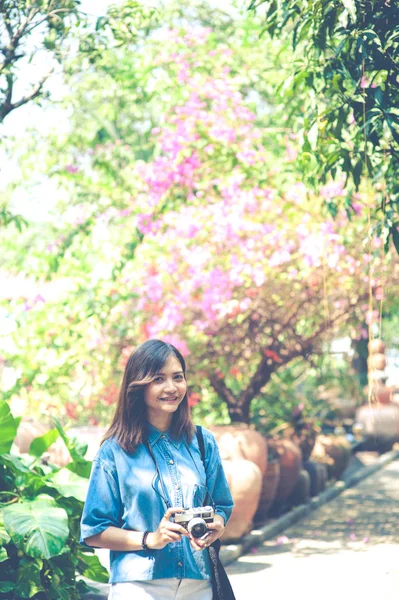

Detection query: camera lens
(187, 517), (208, 539)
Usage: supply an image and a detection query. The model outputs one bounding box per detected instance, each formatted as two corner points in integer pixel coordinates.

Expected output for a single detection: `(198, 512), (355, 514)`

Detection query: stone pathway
(226, 458), (399, 600)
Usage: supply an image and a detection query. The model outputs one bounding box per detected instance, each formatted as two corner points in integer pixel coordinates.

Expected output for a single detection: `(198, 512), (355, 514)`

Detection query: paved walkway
(226, 458), (399, 600)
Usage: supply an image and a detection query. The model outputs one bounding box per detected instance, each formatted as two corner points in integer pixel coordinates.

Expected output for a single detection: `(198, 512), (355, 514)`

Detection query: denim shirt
(80, 425), (234, 583)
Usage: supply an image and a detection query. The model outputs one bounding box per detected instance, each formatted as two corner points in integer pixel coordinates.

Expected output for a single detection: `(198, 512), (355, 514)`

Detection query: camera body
(172, 506), (214, 539)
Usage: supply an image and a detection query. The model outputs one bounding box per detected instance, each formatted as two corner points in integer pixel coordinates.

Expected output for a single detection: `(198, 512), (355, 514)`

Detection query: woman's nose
(163, 379), (177, 393)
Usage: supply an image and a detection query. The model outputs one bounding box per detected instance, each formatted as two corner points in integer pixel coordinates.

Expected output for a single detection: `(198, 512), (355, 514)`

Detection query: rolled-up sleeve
(203, 429), (234, 525)
(80, 457), (122, 546)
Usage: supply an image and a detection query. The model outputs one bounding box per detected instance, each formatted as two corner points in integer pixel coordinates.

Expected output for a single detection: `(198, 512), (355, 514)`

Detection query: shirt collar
(146, 424), (182, 449)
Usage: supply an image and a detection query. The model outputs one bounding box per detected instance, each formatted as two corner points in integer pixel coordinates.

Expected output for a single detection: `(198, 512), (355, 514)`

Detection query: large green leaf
(14, 557), (44, 599)
(0, 581), (15, 593)
(50, 468), (89, 502)
(3, 494), (69, 559)
(53, 418), (92, 478)
(29, 428), (60, 457)
(0, 401), (18, 454)
(77, 552), (109, 583)
(0, 452), (31, 473)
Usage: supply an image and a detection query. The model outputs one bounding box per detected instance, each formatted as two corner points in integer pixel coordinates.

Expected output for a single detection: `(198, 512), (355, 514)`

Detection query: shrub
(0, 401), (108, 599)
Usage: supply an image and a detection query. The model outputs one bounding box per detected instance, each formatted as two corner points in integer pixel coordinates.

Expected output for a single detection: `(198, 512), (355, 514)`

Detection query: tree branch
(0, 69), (52, 123)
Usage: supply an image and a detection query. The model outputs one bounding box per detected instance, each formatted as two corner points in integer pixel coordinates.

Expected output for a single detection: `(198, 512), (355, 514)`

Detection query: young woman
(80, 339), (234, 600)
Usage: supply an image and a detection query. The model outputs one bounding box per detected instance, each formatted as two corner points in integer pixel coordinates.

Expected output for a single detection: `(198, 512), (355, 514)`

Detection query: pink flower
(320, 179), (345, 200)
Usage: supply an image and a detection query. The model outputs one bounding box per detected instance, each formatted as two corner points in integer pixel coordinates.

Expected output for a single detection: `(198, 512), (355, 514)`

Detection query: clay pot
(67, 426), (107, 460)
(281, 423), (319, 462)
(254, 459), (281, 524)
(303, 460), (327, 496)
(365, 383), (393, 405)
(268, 438), (302, 515)
(210, 423), (268, 475)
(13, 417), (49, 454)
(310, 435), (351, 480)
(368, 339), (385, 354)
(367, 353), (386, 371)
(287, 469), (310, 508)
(221, 458), (262, 542)
(45, 437), (71, 467)
(331, 397), (358, 419)
(356, 404), (399, 443)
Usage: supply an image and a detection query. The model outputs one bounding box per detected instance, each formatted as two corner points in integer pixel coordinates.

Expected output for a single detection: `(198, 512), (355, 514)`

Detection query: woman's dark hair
(102, 339), (194, 452)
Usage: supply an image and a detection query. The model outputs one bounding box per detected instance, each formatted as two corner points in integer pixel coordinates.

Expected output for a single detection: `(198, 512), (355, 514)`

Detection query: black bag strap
(196, 428), (236, 599)
(196, 425), (216, 510)
(196, 424), (206, 465)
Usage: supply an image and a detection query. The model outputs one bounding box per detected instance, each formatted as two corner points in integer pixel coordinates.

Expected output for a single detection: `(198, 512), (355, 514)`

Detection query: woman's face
(144, 354), (187, 430)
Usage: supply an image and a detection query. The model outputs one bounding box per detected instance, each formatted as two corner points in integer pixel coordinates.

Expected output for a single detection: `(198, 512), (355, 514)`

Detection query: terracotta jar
(254, 457), (281, 524)
(303, 460), (327, 496)
(13, 417), (49, 454)
(267, 438), (302, 515)
(367, 353), (386, 371)
(281, 423), (319, 462)
(368, 339), (385, 354)
(221, 458), (262, 542)
(287, 469), (310, 508)
(45, 437), (71, 467)
(365, 382), (393, 405)
(210, 423), (268, 475)
(67, 426), (107, 460)
(356, 404), (399, 442)
(310, 435), (351, 480)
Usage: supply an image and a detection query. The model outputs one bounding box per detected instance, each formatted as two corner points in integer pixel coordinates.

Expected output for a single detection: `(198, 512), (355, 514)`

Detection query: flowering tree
(2, 14), (397, 426)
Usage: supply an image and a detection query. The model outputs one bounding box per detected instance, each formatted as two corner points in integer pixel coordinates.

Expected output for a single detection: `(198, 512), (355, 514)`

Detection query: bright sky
(0, 0), (126, 220)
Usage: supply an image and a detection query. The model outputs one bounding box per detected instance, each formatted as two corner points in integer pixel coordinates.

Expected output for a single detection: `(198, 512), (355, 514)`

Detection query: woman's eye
(154, 377), (163, 383)
(174, 375), (184, 381)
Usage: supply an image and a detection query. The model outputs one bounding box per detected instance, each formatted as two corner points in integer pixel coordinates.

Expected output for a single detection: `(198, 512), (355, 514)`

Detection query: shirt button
(178, 561), (183, 567)
(161, 435), (166, 439)
(169, 459), (174, 465)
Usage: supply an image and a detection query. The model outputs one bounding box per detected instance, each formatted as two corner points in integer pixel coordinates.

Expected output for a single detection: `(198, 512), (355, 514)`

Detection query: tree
(250, 0), (399, 253)
(3, 19), (397, 428)
(0, 0), (80, 124)
(0, 1), (154, 230)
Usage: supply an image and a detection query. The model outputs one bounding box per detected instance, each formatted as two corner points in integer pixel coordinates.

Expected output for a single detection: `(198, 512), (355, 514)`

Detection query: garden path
(226, 457), (399, 600)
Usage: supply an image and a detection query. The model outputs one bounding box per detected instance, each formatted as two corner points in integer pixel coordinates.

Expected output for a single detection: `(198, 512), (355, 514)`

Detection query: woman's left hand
(189, 514), (225, 551)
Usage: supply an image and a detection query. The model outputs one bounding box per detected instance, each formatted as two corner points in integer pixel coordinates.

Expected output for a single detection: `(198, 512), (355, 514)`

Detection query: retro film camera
(172, 506), (214, 538)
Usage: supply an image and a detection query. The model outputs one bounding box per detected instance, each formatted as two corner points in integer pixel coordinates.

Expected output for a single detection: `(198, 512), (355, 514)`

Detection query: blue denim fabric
(80, 425), (234, 583)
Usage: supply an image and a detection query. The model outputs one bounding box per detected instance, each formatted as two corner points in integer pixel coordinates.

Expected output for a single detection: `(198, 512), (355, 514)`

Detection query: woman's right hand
(147, 507), (189, 550)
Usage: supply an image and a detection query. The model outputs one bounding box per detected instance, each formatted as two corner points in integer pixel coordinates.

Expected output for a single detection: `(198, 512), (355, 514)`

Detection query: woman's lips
(159, 396), (179, 402)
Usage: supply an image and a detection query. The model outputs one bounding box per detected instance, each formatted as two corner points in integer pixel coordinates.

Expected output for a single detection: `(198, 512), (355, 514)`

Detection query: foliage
(251, 0), (399, 252)
(250, 351), (365, 435)
(0, 0), (80, 124)
(0, 0), (154, 125)
(0, 400), (108, 600)
(1, 2), (398, 428)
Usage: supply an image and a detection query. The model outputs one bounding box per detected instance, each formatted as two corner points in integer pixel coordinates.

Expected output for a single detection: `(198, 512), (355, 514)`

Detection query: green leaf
(14, 557), (44, 599)
(0, 519), (11, 545)
(1, 452), (31, 473)
(3, 494), (69, 559)
(0, 400), (18, 453)
(52, 418), (91, 478)
(77, 552), (109, 583)
(29, 428), (60, 457)
(0, 546), (8, 562)
(390, 226), (399, 256)
(0, 581), (15, 593)
(49, 468), (89, 502)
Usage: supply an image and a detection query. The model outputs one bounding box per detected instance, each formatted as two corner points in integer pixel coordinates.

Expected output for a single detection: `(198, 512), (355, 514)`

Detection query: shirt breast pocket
(190, 483), (208, 508)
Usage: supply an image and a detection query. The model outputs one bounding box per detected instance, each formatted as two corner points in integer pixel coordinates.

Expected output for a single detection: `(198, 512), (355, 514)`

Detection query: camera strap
(144, 439), (172, 510)
(144, 427), (215, 510)
(195, 425), (216, 510)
